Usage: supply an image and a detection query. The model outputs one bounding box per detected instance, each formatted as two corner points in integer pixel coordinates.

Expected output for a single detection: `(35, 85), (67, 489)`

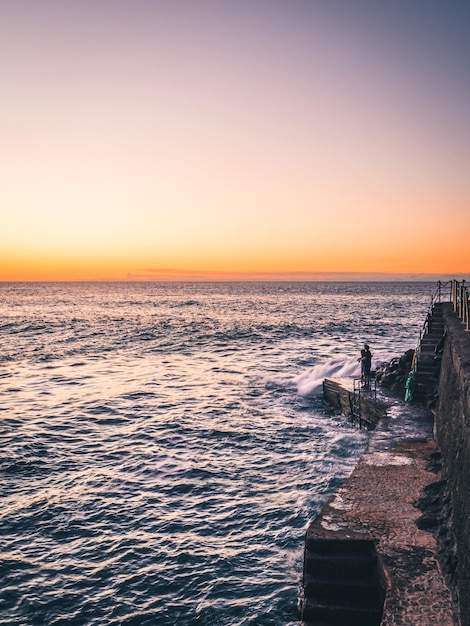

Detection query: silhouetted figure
(358, 344), (372, 387)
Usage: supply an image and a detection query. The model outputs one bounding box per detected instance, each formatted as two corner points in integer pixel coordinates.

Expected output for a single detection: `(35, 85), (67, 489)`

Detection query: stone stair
(413, 302), (446, 404)
(301, 538), (385, 625)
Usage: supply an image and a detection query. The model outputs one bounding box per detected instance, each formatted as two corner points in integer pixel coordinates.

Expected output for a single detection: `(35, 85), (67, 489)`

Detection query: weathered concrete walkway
(302, 386), (458, 625)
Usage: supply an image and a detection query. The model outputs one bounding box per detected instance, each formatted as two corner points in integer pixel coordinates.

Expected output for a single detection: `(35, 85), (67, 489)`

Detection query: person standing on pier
(359, 344), (372, 387)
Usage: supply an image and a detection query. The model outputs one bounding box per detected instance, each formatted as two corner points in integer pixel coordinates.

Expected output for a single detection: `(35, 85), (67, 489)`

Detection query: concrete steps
(302, 538), (385, 625)
(413, 303), (446, 404)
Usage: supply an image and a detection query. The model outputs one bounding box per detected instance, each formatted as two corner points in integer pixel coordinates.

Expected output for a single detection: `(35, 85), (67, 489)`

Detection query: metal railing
(451, 279), (470, 331)
(352, 377), (377, 429)
(416, 279), (468, 349)
(412, 280), (451, 372)
(405, 279), (468, 401)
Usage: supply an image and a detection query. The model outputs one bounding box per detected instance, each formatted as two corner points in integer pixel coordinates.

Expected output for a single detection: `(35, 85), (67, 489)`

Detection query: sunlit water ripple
(0, 282), (433, 625)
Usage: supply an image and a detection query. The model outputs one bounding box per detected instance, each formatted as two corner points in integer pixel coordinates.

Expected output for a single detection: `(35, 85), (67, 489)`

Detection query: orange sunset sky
(2, 1), (469, 281)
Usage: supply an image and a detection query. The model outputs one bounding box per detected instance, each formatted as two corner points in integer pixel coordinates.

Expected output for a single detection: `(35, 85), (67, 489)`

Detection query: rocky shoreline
(374, 349), (414, 393)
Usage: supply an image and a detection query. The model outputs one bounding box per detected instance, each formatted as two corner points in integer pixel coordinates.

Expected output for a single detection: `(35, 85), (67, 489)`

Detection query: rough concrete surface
(434, 304), (470, 625)
(304, 390), (459, 625)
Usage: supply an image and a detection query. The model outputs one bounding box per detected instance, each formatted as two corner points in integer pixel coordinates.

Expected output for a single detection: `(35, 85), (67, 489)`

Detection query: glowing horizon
(2, 1), (470, 282)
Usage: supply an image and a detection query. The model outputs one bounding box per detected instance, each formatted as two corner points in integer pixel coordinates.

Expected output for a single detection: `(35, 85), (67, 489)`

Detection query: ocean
(0, 281), (433, 625)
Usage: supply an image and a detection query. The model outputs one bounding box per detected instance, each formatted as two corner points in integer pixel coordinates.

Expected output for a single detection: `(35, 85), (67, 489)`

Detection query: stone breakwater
(434, 303), (470, 625)
(302, 301), (470, 625)
(301, 392), (458, 625)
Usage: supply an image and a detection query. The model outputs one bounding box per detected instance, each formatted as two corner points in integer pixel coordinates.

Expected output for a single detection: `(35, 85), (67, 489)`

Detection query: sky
(1, 0), (469, 281)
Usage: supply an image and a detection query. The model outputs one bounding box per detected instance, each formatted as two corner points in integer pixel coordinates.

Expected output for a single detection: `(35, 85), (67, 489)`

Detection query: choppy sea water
(0, 282), (433, 625)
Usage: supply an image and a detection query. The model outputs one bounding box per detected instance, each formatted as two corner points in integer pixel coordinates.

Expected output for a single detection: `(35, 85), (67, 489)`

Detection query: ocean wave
(295, 357), (361, 395)
(266, 354), (391, 397)
(0, 281), (433, 625)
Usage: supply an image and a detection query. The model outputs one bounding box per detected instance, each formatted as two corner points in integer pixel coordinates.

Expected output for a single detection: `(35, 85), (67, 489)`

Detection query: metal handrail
(451, 279), (470, 330)
(406, 279), (468, 401)
(406, 280), (450, 401)
(419, 278), (469, 331)
(414, 280), (452, 367)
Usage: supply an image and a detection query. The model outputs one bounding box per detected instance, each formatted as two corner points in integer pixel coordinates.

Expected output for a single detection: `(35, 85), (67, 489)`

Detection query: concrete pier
(301, 286), (470, 625)
(301, 392), (457, 624)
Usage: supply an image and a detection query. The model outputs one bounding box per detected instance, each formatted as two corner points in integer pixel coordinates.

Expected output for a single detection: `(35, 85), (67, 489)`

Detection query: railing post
(464, 291), (469, 330)
(463, 281), (469, 331)
(466, 292), (470, 331)
(461, 280), (465, 321)
(437, 280), (442, 303)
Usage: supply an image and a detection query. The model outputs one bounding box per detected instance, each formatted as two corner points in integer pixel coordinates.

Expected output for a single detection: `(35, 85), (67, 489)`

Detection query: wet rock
(375, 349), (414, 392)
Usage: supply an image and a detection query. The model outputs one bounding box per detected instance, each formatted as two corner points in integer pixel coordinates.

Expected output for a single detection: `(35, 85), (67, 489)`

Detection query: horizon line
(1, 271), (469, 283)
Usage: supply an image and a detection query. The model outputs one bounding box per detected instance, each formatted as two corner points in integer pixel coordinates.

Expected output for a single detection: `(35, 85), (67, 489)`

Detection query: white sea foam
(295, 356), (388, 396)
(295, 358), (361, 395)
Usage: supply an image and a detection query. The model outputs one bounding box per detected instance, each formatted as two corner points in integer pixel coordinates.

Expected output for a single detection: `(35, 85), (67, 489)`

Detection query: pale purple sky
(2, 1), (469, 279)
